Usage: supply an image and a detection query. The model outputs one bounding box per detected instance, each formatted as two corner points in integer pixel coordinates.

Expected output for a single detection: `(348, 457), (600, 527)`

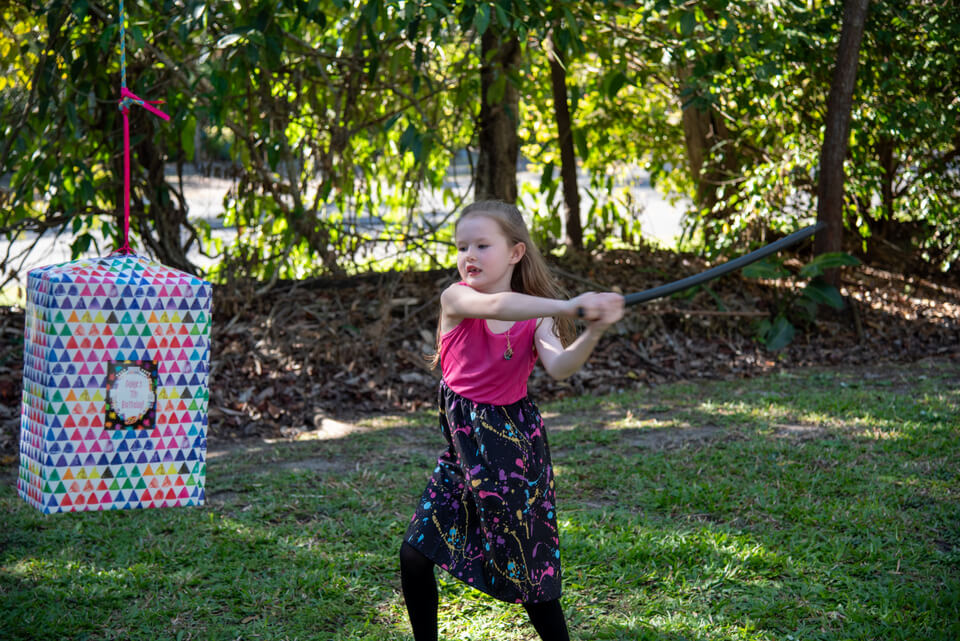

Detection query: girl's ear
(509, 241), (526, 265)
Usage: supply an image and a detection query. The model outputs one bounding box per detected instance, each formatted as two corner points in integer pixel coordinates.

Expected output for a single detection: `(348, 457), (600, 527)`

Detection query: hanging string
(115, 0), (170, 255)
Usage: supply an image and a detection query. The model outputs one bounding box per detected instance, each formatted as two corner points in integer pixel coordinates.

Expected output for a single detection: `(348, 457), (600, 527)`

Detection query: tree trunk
(549, 38), (583, 251)
(675, 43), (735, 218)
(814, 0), (871, 287)
(141, 131), (195, 274)
(476, 28), (520, 204)
(681, 103), (715, 212)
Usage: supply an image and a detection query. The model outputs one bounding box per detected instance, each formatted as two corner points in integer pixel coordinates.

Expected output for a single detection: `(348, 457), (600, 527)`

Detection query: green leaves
(180, 115), (197, 163)
(474, 3), (491, 35)
(742, 258), (791, 280)
(399, 123), (426, 162)
(602, 70), (628, 100)
(743, 251), (859, 350)
(486, 71), (508, 104)
(756, 315), (796, 351)
(679, 10), (697, 37)
(802, 279), (844, 310)
(3, 0), (955, 288)
(798, 252), (861, 279)
(215, 33), (245, 49)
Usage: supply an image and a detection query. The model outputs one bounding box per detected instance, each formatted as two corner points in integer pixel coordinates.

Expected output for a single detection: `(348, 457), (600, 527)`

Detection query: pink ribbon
(115, 87), (171, 255)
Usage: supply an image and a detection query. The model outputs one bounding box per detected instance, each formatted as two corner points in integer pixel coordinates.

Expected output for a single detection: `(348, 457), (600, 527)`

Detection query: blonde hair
(429, 200), (575, 369)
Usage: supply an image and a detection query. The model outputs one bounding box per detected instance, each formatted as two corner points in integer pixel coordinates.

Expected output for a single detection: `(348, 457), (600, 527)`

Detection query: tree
(814, 0), (871, 287)
(845, 0), (960, 272)
(3, 0), (957, 290)
(0, 1), (204, 275)
(475, 23), (520, 203)
(548, 32), (582, 250)
(0, 0), (478, 283)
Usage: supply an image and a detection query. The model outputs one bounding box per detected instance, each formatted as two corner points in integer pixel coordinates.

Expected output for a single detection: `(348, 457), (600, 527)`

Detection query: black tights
(399, 542), (570, 641)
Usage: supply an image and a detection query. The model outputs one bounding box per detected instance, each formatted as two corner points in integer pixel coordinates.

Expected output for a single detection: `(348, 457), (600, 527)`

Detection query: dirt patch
(275, 458), (346, 474)
(542, 408), (626, 433)
(205, 488), (240, 506)
(624, 424), (726, 450)
(773, 423), (829, 440)
(203, 420), (442, 486)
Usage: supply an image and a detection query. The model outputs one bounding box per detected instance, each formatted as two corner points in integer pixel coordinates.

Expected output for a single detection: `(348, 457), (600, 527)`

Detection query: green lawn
(2, 359), (958, 640)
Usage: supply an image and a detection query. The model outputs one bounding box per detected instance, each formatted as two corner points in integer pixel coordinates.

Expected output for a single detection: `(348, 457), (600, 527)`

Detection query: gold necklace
(503, 329), (513, 360)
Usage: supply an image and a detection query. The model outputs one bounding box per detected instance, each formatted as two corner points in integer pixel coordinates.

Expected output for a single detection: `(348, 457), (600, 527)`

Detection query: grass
(1, 359), (958, 640)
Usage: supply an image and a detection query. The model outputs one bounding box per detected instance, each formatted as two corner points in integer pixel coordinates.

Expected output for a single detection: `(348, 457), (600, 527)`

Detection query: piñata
(18, 254), (210, 513)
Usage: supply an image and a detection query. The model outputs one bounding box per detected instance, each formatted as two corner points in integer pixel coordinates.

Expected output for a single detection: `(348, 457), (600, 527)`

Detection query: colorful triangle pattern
(18, 255), (211, 514)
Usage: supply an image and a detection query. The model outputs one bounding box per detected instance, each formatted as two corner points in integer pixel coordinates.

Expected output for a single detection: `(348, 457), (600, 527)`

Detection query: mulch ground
(1, 246), (958, 461)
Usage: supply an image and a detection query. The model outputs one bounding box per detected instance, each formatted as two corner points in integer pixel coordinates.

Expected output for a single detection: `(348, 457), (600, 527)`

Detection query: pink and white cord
(115, 0), (170, 254)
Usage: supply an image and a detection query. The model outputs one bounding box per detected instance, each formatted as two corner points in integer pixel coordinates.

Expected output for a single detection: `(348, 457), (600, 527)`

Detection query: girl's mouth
(466, 266), (481, 276)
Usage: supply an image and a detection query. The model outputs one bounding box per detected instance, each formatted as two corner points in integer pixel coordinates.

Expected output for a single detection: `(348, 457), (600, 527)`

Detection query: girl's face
(455, 214), (525, 293)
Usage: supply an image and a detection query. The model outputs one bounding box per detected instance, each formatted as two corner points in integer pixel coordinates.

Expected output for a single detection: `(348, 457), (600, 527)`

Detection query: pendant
(503, 347), (513, 360)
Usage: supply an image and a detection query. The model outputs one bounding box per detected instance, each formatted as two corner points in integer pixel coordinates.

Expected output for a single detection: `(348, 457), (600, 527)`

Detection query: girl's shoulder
(439, 280), (472, 302)
(439, 282), (473, 335)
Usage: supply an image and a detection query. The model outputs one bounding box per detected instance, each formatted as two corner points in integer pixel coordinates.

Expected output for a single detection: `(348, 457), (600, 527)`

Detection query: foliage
(0, 0), (476, 283)
(662, 0), (958, 268)
(846, 0), (960, 271)
(1, 0), (958, 287)
(199, 0), (469, 282)
(1, 1), (128, 285)
(548, 0), (831, 253)
(743, 251), (861, 350)
(550, 0), (959, 269)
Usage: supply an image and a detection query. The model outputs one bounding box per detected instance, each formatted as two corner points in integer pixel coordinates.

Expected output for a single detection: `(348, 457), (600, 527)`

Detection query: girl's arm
(441, 283), (580, 324)
(535, 293), (624, 380)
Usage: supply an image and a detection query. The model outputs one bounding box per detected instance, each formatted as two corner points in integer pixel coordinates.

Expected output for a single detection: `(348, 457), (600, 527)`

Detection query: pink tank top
(440, 315), (538, 406)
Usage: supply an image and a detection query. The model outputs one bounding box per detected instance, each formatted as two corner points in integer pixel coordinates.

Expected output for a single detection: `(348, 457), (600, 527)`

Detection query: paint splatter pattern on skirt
(405, 383), (561, 604)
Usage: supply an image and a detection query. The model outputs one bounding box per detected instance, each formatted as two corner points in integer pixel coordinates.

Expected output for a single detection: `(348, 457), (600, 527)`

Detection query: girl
(400, 200), (624, 640)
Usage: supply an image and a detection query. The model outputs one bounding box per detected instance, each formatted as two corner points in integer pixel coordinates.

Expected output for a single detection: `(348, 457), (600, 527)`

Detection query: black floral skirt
(404, 382), (561, 604)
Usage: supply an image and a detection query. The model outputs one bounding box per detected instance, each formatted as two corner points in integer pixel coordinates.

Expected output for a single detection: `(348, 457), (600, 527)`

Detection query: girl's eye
(478, 244), (488, 249)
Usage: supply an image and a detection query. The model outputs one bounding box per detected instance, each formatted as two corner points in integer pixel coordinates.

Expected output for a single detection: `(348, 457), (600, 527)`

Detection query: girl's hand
(567, 292), (596, 318)
(570, 292), (625, 328)
(537, 292), (625, 380)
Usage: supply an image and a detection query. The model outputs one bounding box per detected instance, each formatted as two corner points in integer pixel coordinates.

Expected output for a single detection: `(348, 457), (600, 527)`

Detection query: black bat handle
(623, 222), (823, 307)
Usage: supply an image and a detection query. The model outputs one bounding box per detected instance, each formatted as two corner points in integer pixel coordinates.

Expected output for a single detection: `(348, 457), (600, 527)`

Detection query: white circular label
(109, 367), (156, 423)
